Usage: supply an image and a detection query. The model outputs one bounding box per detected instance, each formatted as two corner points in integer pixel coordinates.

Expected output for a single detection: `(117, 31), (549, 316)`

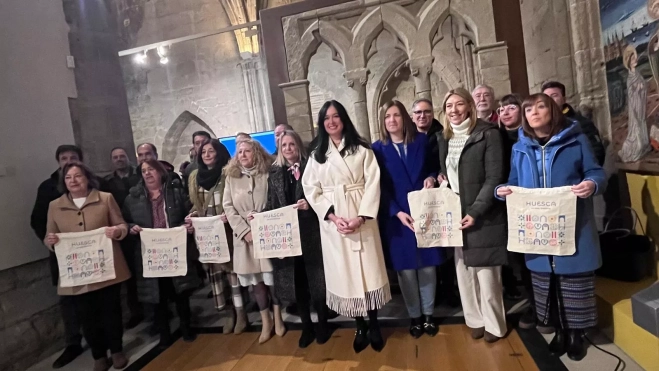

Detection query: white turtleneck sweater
(446, 118), (471, 193)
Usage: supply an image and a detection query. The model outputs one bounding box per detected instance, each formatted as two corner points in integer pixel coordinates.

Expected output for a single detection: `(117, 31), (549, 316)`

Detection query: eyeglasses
(497, 105), (519, 114)
(413, 110), (433, 116)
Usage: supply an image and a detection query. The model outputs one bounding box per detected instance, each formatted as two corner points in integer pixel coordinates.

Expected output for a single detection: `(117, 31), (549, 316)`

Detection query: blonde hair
(274, 130), (307, 167)
(224, 139), (270, 178)
(442, 88), (478, 139)
(379, 100), (418, 144)
(623, 45), (637, 70)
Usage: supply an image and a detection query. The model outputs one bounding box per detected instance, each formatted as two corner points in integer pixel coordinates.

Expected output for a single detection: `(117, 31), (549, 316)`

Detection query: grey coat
(437, 119), (508, 267)
(122, 178), (201, 304)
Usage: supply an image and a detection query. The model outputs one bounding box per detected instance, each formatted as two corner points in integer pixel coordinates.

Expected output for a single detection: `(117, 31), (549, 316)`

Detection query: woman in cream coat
(302, 100), (391, 353)
(222, 139), (286, 344)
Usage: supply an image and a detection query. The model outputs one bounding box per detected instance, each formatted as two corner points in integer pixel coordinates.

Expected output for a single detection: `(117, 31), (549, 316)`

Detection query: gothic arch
(162, 111), (216, 162)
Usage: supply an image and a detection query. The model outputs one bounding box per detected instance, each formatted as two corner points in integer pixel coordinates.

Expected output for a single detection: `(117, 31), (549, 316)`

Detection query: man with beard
(472, 85), (499, 123)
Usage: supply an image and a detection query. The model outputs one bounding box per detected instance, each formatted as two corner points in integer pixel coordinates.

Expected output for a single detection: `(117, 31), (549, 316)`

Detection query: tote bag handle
(603, 206), (646, 236)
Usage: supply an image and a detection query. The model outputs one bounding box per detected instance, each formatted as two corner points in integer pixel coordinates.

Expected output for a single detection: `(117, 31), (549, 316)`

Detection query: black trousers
(60, 295), (82, 346)
(156, 278), (192, 337)
(74, 284), (123, 359)
(293, 256), (327, 326)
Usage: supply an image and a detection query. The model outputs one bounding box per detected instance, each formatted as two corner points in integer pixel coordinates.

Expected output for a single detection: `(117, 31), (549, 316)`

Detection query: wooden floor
(142, 325), (540, 371)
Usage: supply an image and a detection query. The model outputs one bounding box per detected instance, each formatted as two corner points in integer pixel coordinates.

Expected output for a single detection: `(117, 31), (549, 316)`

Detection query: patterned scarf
(288, 163), (300, 180)
(150, 192), (166, 228)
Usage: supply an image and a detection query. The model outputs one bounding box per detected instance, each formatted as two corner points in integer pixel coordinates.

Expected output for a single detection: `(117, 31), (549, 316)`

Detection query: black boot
(423, 315), (439, 337)
(368, 318), (385, 352)
(180, 322), (197, 342)
(566, 329), (587, 361)
(298, 304), (316, 348)
(548, 329), (567, 357)
(315, 303), (332, 345)
(52, 345), (84, 369)
(518, 305), (536, 330)
(353, 318), (369, 353)
(409, 317), (424, 339)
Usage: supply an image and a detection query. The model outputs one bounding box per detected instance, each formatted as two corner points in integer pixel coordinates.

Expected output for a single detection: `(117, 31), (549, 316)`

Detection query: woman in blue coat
(373, 100), (445, 338)
(496, 93), (606, 361)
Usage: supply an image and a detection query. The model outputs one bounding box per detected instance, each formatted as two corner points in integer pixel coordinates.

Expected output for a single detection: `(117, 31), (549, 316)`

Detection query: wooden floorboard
(141, 325), (540, 371)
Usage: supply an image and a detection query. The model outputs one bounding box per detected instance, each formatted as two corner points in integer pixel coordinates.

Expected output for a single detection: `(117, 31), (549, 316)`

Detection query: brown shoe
(93, 358), (111, 371)
(471, 327), (485, 339)
(111, 352), (128, 369)
(484, 331), (500, 343)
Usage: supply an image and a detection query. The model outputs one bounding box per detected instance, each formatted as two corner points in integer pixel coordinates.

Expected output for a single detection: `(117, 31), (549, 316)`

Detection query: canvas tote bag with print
(191, 215), (231, 264)
(140, 226), (188, 277)
(55, 227), (116, 288)
(506, 186), (577, 255)
(408, 182), (463, 247)
(250, 205), (302, 259)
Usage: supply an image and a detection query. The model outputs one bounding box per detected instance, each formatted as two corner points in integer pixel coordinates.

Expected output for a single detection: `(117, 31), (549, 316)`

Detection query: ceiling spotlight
(159, 57), (169, 65)
(134, 50), (147, 64)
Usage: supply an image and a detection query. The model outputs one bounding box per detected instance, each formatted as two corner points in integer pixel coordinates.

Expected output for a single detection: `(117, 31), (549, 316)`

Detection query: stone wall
(521, 0), (576, 97)
(0, 260), (62, 371)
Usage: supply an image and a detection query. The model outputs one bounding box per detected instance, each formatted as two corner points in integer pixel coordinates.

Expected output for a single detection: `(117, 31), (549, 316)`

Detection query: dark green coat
(437, 119), (508, 267)
(122, 177), (201, 304)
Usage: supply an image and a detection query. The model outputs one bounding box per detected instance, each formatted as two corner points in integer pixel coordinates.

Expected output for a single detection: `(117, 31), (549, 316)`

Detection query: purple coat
(373, 133), (446, 271)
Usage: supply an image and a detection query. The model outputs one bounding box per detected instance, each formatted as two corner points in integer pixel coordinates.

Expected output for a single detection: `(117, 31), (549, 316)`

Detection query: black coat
(564, 104), (605, 166)
(438, 120), (508, 267)
(264, 160), (326, 304)
(30, 170), (62, 285)
(425, 119), (444, 174)
(122, 177), (200, 304)
(101, 166), (141, 209)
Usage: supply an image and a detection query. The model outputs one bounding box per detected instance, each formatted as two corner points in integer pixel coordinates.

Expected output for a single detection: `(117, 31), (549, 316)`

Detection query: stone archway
(162, 111), (216, 163)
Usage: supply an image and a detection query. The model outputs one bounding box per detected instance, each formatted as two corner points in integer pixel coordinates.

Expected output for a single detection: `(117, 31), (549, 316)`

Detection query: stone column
(343, 68), (371, 141)
(461, 38), (476, 92)
(239, 55), (275, 132)
(278, 80), (315, 143)
(409, 56), (434, 101)
(474, 42), (512, 96)
(567, 0), (611, 140)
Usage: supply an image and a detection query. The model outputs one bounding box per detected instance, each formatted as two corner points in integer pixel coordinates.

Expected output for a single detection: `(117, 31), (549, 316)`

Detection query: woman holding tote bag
(265, 129), (329, 348)
(45, 162), (129, 371)
(496, 93), (606, 361)
(222, 139), (286, 344)
(436, 88), (508, 343)
(122, 159), (200, 347)
(187, 138), (249, 334)
(302, 100), (391, 353)
(372, 100), (445, 339)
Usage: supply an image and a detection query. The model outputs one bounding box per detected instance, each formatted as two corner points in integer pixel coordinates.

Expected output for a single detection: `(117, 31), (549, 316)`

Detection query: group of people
(30, 79), (606, 371)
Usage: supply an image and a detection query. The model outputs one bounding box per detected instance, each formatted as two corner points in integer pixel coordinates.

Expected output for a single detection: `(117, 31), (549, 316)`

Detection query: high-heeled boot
(273, 304), (287, 337)
(368, 318), (385, 352)
(234, 306), (248, 334)
(353, 318), (369, 353)
(259, 309), (274, 344)
(548, 329), (567, 357)
(566, 329), (586, 361)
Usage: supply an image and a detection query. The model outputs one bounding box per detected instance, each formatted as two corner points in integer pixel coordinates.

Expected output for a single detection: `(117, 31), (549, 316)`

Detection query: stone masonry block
(14, 259), (51, 285)
(286, 101), (312, 117)
(288, 115), (314, 133)
(0, 279), (59, 328)
(478, 48), (509, 69)
(281, 81), (311, 105)
(480, 66), (510, 83)
(0, 320), (39, 364)
(155, 0), (191, 18)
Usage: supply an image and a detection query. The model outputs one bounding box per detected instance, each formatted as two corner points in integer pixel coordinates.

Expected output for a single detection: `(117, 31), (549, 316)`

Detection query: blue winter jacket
(496, 123), (606, 274)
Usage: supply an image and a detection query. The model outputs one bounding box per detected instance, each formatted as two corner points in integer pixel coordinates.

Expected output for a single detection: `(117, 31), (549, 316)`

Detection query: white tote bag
(407, 182), (463, 247)
(55, 228), (116, 288)
(140, 226), (188, 277)
(506, 186), (577, 255)
(191, 215), (231, 264)
(250, 205), (302, 259)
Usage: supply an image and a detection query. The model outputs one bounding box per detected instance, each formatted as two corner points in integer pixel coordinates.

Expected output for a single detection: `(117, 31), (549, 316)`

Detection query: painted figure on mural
(619, 45), (652, 163)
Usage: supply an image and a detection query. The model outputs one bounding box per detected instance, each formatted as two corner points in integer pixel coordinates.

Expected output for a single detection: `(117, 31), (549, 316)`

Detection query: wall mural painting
(602, 0), (659, 172)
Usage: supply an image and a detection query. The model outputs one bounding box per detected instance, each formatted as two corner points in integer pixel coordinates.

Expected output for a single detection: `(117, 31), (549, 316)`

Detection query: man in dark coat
(542, 81), (606, 165)
(30, 145), (84, 368)
(101, 147), (143, 329)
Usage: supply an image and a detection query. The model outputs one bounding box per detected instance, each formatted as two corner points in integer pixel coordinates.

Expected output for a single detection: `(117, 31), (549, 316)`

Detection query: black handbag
(597, 207), (654, 282)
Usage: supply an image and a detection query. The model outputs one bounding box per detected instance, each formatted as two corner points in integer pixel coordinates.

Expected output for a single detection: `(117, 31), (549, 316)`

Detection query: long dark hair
(196, 139), (231, 170)
(312, 100), (370, 164)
